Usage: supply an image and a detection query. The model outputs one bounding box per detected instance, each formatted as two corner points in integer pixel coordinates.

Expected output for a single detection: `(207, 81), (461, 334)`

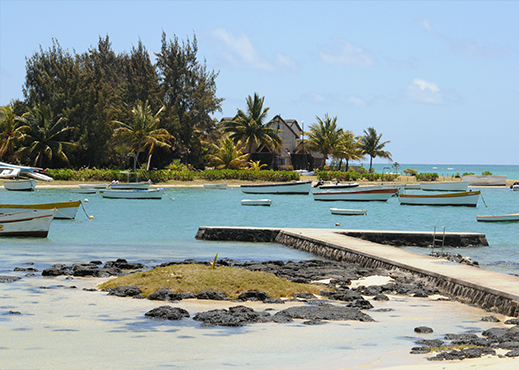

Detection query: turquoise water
(370, 163), (519, 179)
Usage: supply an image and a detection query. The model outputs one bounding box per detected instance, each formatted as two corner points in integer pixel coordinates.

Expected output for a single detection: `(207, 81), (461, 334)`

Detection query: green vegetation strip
(98, 264), (328, 300)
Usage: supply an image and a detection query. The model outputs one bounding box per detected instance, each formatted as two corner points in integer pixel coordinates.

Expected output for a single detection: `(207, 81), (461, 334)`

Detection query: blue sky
(1, 1), (518, 165)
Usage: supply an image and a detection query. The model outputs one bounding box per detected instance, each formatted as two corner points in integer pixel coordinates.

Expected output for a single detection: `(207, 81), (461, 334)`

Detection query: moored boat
(79, 183), (107, 189)
(109, 181), (151, 190)
(241, 181), (312, 194)
(330, 208), (367, 216)
(399, 190), (481, 207)
(513, 185), (519, 192)
(314, 181), (360, 190)
(476, 213), (519, 222)
(420, 181), (469, 192)
(0, 200), (81, 219)
(3, 179), (37, 191)
(203, 183), (228, 189)
(71, 188), (97, 194)
(100, 188), (165, 199)
(0, 209), (56, 237)
(241, 199), (272, 206)
(313, 187), (398, 202)
(461, 175), (507, 186)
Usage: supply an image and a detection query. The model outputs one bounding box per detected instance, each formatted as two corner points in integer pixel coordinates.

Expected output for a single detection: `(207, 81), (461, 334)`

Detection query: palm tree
(359, 127), (392, 172)
(206, 136), (250, 169)
(306, 114), (343, 169)
(0, 104), (29, 162)
(223, 93), (281, 155)
(334, 130), (364, 171)
(113, 100), (173, 171)
(17, 103), (76, 167)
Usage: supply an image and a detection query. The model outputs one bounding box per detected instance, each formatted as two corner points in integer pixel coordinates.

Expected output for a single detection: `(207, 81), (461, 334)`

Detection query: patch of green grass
(97, 264), (330, 300)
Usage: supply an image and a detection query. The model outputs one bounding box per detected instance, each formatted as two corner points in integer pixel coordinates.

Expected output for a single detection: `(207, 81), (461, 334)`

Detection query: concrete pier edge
(196, 226), (519, 317)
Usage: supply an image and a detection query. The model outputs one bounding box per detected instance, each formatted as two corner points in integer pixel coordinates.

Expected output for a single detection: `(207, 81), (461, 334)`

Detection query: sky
(1, 1), (518, 165)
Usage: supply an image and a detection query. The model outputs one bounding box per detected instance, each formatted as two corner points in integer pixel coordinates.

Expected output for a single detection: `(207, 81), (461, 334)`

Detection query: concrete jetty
(196, 226), (519, 317)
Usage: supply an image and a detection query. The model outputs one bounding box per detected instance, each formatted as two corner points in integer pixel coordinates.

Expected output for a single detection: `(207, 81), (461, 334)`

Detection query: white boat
(314, 181), (360, 190)
(313, 187), (399, 202)
(295, 170), (316, 176)
(420, 182), (469, 192)
(476, 213), (519, 222)
(399, 190), (481, 207)
(79, 183), (107, 189)
(3, 179), (38, 191)
(100, 188), (165, 199)
(0, 200), (82, 219)
(241, 199), (272, 206)
(0, 209), (56, 237)
(109, 181), (151, 190)
(71, 188), (97, 194)
(0, 161), (53, 181)
(513, 185), (519, 192)
(0, 167), (21, 178)
(330, 208), (367, 216)
(461, 175), (507, 186)
(240, 181), (312, 194)
(203, 183), (228, 189)
(405, 184), (421, 190)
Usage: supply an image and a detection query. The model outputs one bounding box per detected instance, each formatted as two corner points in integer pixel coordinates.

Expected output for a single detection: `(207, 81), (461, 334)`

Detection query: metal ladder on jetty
(430, 226), (446, 255)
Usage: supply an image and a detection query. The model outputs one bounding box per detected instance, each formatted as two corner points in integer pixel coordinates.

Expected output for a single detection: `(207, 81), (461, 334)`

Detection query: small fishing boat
(313, 187), (398, 202)
(109, 181), (151, 190)
(513, 185), (519, 192)
(0, 200), (82, 219)
(330, 208), (367, 216)
(79, 183), (108, 189)
(71, 188), (97, 194)
(203, 183), (228, 189)
(420, 182), (469, 192)
(314, 180), (360, 190)
(100, 188), (165, 199)
(476, 213), (519, 222)
(3, 179), (38, 191)
(0, 209), (56, 237)
(241, 181), (312, 194)
(241, 199), (272, 206)
(399, 190), (481, 207)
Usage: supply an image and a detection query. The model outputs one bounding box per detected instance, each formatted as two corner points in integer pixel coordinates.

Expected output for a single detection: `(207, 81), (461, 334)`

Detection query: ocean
(1, 163), (518, 369)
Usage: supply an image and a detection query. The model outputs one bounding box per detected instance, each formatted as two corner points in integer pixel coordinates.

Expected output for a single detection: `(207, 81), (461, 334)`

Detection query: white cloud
(319, 35), (376, 67)
(347, 96), (367, 106)
(407, 78), (443, 104)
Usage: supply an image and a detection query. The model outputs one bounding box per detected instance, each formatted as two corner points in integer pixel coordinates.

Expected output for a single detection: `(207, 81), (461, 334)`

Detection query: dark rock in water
(104, 258), (146, 270)
(303, 319), (325, 325)
(482, 327), (508, 339)
(90, 260), (103, 265)
(428, 347), (495, 361)
(196, 290), (229, 301)
(497, 341), (519, 350)
(0, 276), (21, 283)
(148, 288), (183, 301)
(193, 305), (272, 327)
(505, 318), (519, 325)
(346, 299), (373, 310)
(410, 346), (431, 354)
(238, 291), (271, 302)
(481, 315), (500, 322)
(274, 305), (374, 322)
(106, 286), (142, 297)
(506, 349), (519, 357)
(416, 339), (444, 347)
(327, 290), (363, 302)
(307, 299), (333, 307)
(145, 306), (190, 321)
(14, 267), (38, 272)
(9, 310), (21, 315)
(412, 290), (429, 298)
(373, 294), (389, 301)
(445, 333), (479, 341)
(415, 326), (434, 334)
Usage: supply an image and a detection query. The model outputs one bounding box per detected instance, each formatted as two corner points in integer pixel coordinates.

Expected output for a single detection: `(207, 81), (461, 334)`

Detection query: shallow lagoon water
(1, 183), (518, 369)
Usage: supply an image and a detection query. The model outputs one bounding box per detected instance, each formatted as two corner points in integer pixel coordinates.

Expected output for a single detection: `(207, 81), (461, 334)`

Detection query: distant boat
(3, 179), (38, 191)
(79, 183), (107, 189)
(71, 188), (97, 194)
(330, 208), (367, 216)
(0, 209), (56, 237)
(420, 181), (469, 192)
(461, 175), (507, 186)
(109, 181), (151, 190)
(399, 191), (481, 207)
(100, 188), (165, 199)
(314, 180), (360, 190)
(0, 200), (82, 219)
(295, 170), (316, 176)
(313, 187), (399, 202)
(203, 183), (228, 189)
(513, 185), (519, 192)
(241, 199), (272, 206)
(241, 181), (312, 194)
(476, 213), (519, 222)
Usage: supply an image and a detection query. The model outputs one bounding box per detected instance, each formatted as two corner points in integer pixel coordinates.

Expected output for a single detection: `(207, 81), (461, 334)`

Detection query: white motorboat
(241, 199), (272, 206)
(0, 161), (53, 181)
(240, 181), (312, 194)
(0, 200), (82, 219)
(476, 213), (519, 222)
(109, 181), (151, 190)
(0, 167), (21, 178)
(3, 179), (37, 191)
(79, 183), (107, 189)
(314, 181), (360, 190)
(0, 209), (56, 237)
(313, 187), (398, 202)
(330, 208), (367, 216)
(399, 191), (481, 207)
(203, 183), (228, 189)
(100, 188), (165, 199)
(71, 188), (97, 194)
(420, 182), (469, 192)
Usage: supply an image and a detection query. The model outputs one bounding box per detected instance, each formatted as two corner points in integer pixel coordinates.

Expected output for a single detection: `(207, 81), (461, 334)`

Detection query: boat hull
(313, 187), (398, 201)
(79, 183), (107, 189)
(317, 182), (360, 190)
(100, 188), (165, 199)
(461, 175), (507, 186)
(476, 213), (519, 222)
(3, 179), (37, 191)
(241, 181), (312, 194)
(241, 199), (272, 206)
(420, 182), (469, 192)
(330, 208), (367, 215)
(203, 183), (228, 189)
(0, 201), (81, 219)
(0, 209), (56, 237)
(109, 182), (150, 190)
(399, 191), (481, 207)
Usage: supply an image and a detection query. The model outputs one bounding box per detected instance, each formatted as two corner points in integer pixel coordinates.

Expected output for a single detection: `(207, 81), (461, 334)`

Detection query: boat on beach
(3, 179), (38, 191)
(313, 187), (399, 201)
(203, 183), (228, 189)
(399, 190), (481, 207)
(240, 181), (312, 194)
(476, 213), (519, 222)
(0, 200), (81, 219)
(329, 208), (367, 216)
(241, 199), (272, 206)
(100, 188), (165, 199)
(0, 209), (56, 237)
(420, 181), (469, 192)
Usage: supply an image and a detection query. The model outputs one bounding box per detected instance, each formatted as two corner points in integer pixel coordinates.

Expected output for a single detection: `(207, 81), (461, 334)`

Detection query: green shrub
(482, 171), (493, 176)
(403, 168), (417, 176)
(416, 172), (439, 181)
